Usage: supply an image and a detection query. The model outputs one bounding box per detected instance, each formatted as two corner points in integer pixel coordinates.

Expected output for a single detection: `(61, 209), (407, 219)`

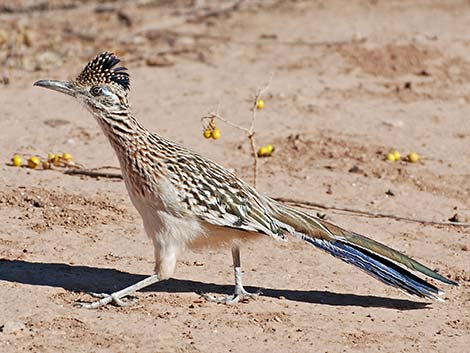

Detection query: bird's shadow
(0, 259), (429, 310)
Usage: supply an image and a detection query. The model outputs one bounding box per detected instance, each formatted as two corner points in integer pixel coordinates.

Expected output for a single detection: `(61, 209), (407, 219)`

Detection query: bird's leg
(203, 245), (261, 304)
(75, 273), (161, 309)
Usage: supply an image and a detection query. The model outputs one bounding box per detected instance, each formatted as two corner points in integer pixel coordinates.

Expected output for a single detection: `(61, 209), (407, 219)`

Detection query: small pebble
(0, 321), (25, 334)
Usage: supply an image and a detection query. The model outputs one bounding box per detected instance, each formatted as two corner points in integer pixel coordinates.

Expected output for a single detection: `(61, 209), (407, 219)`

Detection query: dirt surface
(1, 1), (470, 352)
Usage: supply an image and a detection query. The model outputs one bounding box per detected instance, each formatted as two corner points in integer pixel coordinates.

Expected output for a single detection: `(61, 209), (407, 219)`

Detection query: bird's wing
(164, 152), (287, 241)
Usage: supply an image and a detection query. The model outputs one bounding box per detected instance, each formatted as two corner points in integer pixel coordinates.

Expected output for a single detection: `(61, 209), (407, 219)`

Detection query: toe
(201, 293), (220, 302)
(111, 294), (137, 307)
(201, 293), (240, 304)
(242, 289), (261, 299)
(74, 299), (107, 309)
(88, 292), (109, 299)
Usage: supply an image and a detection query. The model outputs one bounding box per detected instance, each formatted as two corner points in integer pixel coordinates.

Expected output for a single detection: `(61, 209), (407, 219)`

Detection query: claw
(75, 292), (137, 309)
(202, 287), (261, 304)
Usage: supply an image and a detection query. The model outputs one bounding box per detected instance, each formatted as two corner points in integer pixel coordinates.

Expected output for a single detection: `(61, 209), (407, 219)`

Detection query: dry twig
(64, 169), (122, 179)
(200, 79), (270, 187)
(90, 165), (121, 171)
(274, 196), (470, 228)
(248, 81), (271, 187)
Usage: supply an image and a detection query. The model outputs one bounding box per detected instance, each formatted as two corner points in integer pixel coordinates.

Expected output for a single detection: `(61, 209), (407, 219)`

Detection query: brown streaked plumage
(33, 52), (457, 309)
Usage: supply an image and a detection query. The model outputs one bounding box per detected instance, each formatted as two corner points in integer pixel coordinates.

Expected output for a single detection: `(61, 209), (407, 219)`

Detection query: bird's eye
(90, 86), (103, 96)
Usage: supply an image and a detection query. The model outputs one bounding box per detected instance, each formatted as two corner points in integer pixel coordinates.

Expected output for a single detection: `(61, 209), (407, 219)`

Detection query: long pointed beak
(33, 80), (75, 96)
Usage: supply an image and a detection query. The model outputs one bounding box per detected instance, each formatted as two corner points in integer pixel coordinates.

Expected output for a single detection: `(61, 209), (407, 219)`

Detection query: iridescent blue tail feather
(270, 201), (458, 301)
(304, 236), (445, 300)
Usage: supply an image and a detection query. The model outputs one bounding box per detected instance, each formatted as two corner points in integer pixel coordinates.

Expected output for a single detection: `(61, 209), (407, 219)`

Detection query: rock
(385, 189), (395, 196)
(0, 29), (8, 45)
(316, 212), (327, 219)
(348, 165), (362, 174)
(177, 36), (196, 47)
(146, 56), (174, 67)
(95, 3), (115, 13)
(35, 51), (61, 70)
(0, 321), (25, 334)
(382, 120), (404, 128)
(1, 73), (9, 85)
(22, 29), (35, 47)
(117, 10), (133, 27)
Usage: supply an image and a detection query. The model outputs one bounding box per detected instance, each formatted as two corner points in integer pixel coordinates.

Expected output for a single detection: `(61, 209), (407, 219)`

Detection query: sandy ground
(0, 1), (470, 352)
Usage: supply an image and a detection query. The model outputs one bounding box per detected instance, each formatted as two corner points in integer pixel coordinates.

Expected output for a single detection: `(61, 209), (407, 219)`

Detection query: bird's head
(34, 52), (130, 115)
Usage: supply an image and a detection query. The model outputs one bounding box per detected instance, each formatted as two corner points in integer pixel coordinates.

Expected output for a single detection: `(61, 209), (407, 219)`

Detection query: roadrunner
(34, 52), (457, 309)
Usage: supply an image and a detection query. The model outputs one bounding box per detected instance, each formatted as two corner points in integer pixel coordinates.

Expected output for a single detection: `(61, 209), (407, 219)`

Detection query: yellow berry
(11, 155), (22, 167)
(407, 152), (419, 163)
(256, 99), (264, 109)
(392, 150), (401, 160)
(47, 153), (56, 162)
(386, 153), (396, 162)
(42, 161), (51, 169)
(212, 128), (221, 140)
(61, 152), (72, 161)
(52, 155), (61, 166)
(258, 146), (268, 157)
(203, 129), (212, 139)
(265, 144), (274, 155)
(27, 156), (40, 169)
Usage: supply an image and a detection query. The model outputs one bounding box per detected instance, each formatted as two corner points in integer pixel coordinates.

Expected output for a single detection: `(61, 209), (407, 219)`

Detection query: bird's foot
(202, 287), (261, 304)
(75, 292), (137, 309)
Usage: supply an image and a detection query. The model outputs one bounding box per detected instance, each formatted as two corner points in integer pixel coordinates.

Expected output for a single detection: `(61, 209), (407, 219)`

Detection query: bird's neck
(95, 109), (145, 148)
(94, 109), (167, 162)
(94, 109), (171, 192)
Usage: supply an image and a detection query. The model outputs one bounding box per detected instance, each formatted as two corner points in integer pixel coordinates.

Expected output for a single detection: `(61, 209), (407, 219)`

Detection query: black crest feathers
(76, 52), (130, 90)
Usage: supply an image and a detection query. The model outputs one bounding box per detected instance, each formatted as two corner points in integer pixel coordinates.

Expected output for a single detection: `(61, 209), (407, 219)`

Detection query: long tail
(270, 201), (458, 301)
